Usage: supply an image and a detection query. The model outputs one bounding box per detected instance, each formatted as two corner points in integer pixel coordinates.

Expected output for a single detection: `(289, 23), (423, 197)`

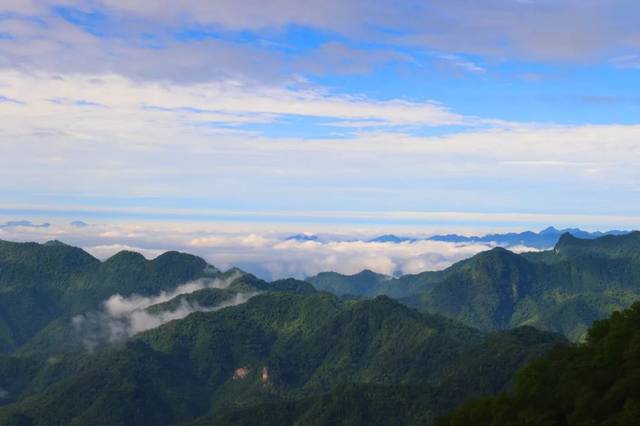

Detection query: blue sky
(1, 0), (640, 232)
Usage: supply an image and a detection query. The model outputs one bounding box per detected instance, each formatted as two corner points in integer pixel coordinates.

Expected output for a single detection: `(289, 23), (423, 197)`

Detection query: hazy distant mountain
(285, 234), (319, 242)
(427, 226), (629, 249)
(363, 227), (629, 249)
(69, 220), (89, 227)
(0, 220), (50, 229)
(368, 234), (417, 243)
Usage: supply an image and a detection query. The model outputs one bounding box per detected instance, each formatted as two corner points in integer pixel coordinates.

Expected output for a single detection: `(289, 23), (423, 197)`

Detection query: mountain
(286, 228), (628, 248)
(13, 274), (315, 358)
(427, 226), (629, 249)
(0, 234), (637, 425)
(0, 221), (50, 229)
(69, 221), (89, 227)
(407, 232), (640, 340)
(0, 239), (225, 353)
(553, 231), (640, 258)
(285, 234), (319, 242)
(364, 227), (629, 249)
(0, 293), (563, 426)
(308, 232), (640, 341)
(308, 269), (445, 299)
(307, 270), (391, 297)
(195, 325), (564, 426)
(368, 234), (416, 243)
(437, 301), (640, 425)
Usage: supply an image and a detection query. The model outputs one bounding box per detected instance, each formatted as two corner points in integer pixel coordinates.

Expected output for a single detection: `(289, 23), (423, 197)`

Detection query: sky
(1, 1), (640, 277)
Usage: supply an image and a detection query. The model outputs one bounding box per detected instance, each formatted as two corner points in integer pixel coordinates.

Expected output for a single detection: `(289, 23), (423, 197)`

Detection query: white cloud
(0, 221), (551, 280)
(86, 244), (164, 260)
(71, 274), (252, 350)
(102, 276), (237, 318)
(1, 70), (639, 216)
(0, 70), (464, 130)
(437, 55), (487, 74)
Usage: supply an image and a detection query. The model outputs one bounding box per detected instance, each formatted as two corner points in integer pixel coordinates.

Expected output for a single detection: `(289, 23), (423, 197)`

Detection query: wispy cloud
(0, 71), (466, 132)
(71, 274), (252, 350)
(436, 54), (487, 74)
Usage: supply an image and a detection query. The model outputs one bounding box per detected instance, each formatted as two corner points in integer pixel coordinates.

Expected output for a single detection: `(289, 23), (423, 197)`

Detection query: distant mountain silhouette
(364, 227), (629, 249)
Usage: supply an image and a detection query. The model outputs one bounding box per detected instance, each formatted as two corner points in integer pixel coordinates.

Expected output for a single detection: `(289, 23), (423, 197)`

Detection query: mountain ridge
(308, 231), (640, 340)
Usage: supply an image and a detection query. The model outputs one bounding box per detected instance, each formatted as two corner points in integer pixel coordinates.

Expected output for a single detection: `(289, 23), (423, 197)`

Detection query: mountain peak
(539, 226), (560, 235)
(44, 240), (69, 246)
(369, 234), (415, 243)
(104, 250), (147, 264)
(356, 269), (382, 277)
(554, 231), (640, 256)
(285, 234), (318, 242)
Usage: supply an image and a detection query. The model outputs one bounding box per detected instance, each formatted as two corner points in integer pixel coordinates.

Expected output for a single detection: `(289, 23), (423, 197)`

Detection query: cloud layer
(0, 221), (549, 280)
(1, 70), (638, 217)
(72, 274), (253, 350)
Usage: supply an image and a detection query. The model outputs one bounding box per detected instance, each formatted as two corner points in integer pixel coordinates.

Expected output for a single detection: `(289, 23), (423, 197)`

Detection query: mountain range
(368, 226), (629, 249)
(0, 232), (638, 424)
(309, 231), (640, 341)
(0, 237), (563, 425)
(286, 227), (628, 250)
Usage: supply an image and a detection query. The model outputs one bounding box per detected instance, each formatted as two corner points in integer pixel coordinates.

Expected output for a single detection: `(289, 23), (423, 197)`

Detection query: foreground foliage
(438, 302), (640, 426)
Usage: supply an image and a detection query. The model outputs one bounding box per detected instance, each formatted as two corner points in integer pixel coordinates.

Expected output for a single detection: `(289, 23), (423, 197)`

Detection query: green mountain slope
(307, 269), (443, 299)
(438, 301), (640, 426)
(308, 232), (640, 340)
(0, 240), (100, 352)
(0, 240), (223, 353)
(307, 270), (392, 297)
(193, 325), (564, 426)
(0, 293), (563, 426)
(15, 273), (312, 357)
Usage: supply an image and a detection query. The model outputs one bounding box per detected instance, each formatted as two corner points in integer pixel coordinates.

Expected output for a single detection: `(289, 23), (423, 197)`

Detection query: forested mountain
(0, 239), (224, 353)
(0, 293), (562, 425)
(308, 269), (393, 297)
(437, 301), (640, 425)
(308, 232), (640, 340)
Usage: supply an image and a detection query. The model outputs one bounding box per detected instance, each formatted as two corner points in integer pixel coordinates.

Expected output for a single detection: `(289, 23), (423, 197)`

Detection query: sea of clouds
(0, 220), (538, 280)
